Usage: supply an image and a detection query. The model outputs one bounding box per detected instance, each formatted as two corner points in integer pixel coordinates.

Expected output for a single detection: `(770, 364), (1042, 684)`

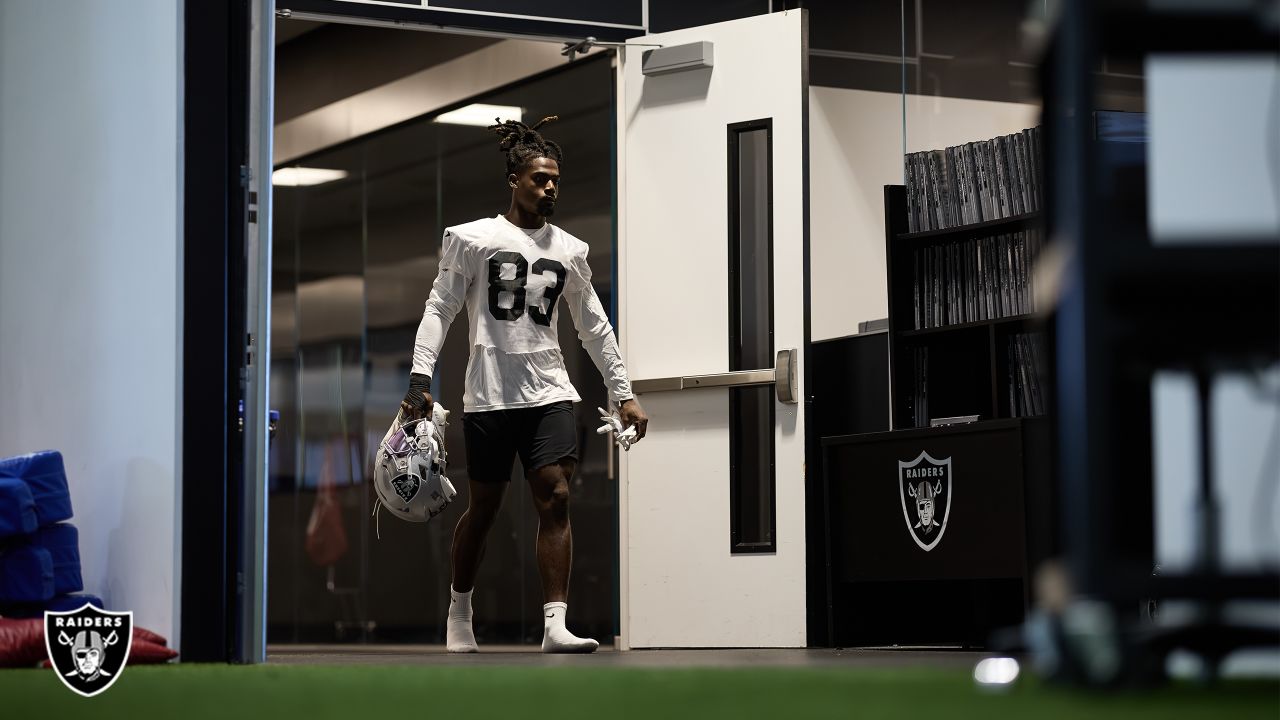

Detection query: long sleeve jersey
(411, 214), (634, 413)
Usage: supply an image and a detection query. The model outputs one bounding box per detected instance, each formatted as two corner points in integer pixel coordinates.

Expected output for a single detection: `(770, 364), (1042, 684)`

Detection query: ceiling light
(272, 167), (348, 187)
(434, 103), (524, 128)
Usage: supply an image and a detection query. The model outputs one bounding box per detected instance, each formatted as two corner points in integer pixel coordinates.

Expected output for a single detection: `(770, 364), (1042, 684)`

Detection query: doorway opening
(267, 20), (619, 647)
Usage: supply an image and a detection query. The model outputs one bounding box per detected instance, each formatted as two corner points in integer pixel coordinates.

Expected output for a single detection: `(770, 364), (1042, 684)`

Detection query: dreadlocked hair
(488, 115), (564, 177)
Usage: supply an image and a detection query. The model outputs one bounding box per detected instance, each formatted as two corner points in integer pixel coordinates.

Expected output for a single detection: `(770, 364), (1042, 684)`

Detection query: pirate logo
(391, 473), (420, 503)
(44, 604), (133, 697)
(898, 451), (953, 552)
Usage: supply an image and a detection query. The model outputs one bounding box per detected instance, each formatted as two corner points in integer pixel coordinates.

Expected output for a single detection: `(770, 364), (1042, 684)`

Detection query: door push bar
(631, 348), (798, 404)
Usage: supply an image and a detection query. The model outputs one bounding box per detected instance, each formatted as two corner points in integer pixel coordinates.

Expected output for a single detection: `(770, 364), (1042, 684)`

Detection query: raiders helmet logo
(391, 474), (420, 503)
(44, 604), (133, 697)
(898, 451), (953, 552)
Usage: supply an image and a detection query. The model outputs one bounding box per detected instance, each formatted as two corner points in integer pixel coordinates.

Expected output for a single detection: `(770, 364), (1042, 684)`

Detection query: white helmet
(372, 404), (457, 530)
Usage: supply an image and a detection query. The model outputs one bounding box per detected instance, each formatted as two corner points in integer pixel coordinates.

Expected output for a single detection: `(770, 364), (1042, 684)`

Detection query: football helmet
(372, 404), (456, 531)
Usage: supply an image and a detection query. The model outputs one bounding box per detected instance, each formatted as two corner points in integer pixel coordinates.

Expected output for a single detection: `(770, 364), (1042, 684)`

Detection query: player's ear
(507, 172), (518, 189)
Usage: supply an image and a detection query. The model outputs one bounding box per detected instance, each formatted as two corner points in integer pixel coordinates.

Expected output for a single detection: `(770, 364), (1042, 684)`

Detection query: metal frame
(631, 348), (798, 402)
(236, 0), (276, 664)
(798, 10), (821, 646)
(278, 0), (645, 43)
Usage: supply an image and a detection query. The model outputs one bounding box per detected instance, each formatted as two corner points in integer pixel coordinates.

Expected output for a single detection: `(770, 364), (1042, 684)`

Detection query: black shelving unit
(815, 185), (1056, 647)
(884, 184), (1046, 429)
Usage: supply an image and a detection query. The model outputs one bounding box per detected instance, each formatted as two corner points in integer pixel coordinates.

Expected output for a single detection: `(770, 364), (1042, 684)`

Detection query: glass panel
(728, 122), (775, 553)
(268, 54), (616, 645)
(280, 141), (372, 641)
(361, 119), (448, 641)
(732, 127), (773, 372)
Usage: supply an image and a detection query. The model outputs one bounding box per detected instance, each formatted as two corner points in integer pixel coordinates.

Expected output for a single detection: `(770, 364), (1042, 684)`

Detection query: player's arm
(402, 232), (472, 420)
(563, 250), (648, 440)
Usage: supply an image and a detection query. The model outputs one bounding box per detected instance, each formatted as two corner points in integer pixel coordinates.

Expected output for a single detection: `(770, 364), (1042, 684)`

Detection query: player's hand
(400, 391), (433, 423)
(618, 398), (648, 442)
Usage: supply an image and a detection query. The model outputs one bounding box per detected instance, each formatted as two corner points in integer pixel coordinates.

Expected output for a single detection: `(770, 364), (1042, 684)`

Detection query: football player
(400, 116), (648, 654)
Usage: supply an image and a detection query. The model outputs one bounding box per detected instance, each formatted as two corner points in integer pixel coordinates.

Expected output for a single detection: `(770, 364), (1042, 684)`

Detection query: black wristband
(403, 373), (432, 411)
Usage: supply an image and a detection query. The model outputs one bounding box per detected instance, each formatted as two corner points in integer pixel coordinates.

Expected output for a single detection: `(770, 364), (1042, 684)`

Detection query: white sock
(446, 586), (478, 653)
(541, 602), (599, 654)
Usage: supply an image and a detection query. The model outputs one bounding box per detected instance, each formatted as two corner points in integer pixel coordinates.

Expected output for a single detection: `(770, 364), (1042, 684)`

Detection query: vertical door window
(728, 120), (776, 554)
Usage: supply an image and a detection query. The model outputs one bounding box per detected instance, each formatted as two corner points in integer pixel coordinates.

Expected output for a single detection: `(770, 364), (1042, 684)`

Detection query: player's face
(510, 157), (560, 217)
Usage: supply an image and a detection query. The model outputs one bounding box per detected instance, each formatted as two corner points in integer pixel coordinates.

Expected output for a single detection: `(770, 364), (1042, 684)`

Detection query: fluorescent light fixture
(434, 103), (524, 128)
(973, 657), (1021, 689)
(272, 167), (348, 187)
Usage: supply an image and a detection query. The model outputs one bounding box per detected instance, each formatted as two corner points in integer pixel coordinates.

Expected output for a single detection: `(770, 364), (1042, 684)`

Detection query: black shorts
(462, 401), (578, 482)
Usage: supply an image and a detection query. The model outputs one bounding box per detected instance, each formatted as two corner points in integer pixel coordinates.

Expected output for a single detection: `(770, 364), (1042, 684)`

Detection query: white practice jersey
(411, 214), (633, 413)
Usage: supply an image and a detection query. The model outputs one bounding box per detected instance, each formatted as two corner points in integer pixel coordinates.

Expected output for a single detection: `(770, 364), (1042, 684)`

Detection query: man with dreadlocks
(400, 116), (648, 654)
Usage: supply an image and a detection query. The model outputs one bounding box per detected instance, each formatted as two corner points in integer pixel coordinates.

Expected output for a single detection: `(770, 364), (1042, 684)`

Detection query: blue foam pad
(0, 451), (73, 526)
(32, 523), (82, 595)
(0, 544), (54, 603)
(0, 477), (37, 538)
(0, 592), (104, 618)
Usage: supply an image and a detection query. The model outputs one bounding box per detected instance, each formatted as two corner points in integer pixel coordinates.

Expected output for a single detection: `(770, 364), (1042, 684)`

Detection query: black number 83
(487, 251), (567, 327)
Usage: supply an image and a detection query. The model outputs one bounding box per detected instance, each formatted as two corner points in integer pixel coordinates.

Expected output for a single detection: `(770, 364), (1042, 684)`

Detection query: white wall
(0, 1), (183, 646)
(808, 88), (1039, 339)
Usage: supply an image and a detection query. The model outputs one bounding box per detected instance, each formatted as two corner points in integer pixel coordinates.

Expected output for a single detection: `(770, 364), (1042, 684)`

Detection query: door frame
(183, 2), (648, 662)
(181, 0), (250, 663)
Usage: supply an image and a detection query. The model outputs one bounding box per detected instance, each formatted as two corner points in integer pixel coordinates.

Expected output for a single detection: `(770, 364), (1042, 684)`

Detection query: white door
(617, 10), (808, 648)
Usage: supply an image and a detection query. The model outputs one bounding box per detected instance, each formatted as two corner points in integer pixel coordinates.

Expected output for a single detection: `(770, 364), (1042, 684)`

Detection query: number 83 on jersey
(487, 250), (568, 327)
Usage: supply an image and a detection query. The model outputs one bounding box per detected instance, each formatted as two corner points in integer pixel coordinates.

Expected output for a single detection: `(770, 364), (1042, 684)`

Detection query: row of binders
(905, 126), (1043, 233)
(908, 346), (930, 429)
(912, 227), (1043, 330)
(1007, 332), (1048, 418)
(905, 332), (1048, 428)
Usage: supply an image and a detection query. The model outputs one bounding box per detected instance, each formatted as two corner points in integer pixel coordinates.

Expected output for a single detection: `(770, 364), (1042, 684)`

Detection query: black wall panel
(648, 0), (770, 33)
(805, 0), (915, 56)
(182, 0), (249, 663)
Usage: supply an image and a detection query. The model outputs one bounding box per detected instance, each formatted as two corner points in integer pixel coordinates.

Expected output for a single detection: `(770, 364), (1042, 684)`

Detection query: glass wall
(269, 53), (617, 644)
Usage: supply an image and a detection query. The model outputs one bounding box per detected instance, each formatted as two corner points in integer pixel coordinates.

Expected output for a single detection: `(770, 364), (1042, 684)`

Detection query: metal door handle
(632, 348), (798, 404)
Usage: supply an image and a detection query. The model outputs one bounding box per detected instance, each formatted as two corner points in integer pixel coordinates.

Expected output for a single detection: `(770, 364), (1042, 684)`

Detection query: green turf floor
(1, 665), (1276, 720)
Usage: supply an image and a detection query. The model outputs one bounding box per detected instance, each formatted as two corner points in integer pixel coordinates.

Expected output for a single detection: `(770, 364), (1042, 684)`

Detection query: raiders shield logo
(898, 451), (953, 552)
(44, 604), (133, 697)
(391, 474), (420, 503)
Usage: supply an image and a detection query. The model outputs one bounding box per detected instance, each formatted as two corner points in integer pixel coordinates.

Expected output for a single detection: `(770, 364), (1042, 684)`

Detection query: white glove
(596, 406), (638, 451)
